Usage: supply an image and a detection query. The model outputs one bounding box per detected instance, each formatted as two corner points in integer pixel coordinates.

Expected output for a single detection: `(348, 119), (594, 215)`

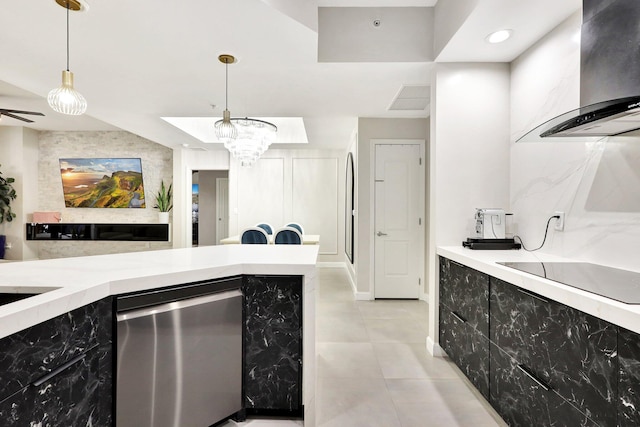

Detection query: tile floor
(223, 267), (506, 427)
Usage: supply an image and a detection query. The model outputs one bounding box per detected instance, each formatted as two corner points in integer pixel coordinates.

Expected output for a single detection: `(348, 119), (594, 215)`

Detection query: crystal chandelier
(48, 0), (87, 115)
(214, 55), (277, 167)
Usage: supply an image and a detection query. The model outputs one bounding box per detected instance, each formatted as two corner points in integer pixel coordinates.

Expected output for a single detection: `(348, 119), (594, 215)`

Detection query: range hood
(518, 0), (640, 142)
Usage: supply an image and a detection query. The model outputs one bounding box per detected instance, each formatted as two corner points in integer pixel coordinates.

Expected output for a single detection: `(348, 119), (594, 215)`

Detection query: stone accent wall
(37, 131), (173, 259)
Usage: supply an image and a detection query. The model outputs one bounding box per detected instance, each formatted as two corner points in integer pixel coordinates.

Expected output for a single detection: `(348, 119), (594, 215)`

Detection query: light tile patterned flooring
(224, 267), (506, 427)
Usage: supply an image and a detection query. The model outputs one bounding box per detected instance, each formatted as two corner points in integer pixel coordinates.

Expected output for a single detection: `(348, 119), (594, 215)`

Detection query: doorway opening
(192, 170), (229, 246)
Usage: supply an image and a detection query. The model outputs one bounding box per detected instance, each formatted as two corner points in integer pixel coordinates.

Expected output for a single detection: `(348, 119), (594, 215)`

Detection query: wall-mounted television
(59, 158), (146, 208)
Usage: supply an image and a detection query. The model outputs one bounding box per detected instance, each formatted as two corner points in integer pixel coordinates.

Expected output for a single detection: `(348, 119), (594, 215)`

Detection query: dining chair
(274, 227), (303, 245)
(285, 222), (304, 234)
(255, 223), (274, 235)
(241, 227), (269, 244)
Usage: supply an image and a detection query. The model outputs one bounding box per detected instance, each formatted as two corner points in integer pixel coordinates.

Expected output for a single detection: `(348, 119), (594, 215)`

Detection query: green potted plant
(0, 164), (17, 259)
(153, 180), (173, 223)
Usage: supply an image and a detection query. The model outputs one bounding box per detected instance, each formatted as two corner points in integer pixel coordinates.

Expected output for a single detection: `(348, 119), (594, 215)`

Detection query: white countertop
(437, 246), (640, 335)
(0, 245), (319, 339)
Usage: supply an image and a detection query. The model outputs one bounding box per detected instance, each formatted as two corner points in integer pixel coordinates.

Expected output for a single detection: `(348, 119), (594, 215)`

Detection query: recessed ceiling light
(486, 29), (513, 44)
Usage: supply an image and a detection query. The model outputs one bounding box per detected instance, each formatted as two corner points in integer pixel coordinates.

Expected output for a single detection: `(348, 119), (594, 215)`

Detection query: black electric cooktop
(498, 262), (640, 304)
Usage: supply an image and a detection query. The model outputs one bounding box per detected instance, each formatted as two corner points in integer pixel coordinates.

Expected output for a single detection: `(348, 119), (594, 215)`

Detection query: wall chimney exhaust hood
(517, 0), (640, 143)
(517, 96), (640, 142)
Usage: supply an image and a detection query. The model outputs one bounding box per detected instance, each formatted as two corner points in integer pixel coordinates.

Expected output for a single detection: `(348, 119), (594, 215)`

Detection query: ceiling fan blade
(1, 112), (35, 123)
(0, 109), (45, 116)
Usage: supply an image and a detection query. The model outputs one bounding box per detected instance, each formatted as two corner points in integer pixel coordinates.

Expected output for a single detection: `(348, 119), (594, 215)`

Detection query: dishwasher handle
(117, 289), (242, 322)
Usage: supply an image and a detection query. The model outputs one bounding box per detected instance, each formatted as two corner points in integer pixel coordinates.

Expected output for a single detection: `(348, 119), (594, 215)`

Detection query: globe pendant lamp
(214, 54), (277, 167)
(48, 0), (87, 115)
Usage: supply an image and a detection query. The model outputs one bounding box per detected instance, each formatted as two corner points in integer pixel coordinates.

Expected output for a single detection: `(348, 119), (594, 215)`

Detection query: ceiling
(0, 0), (579, 151)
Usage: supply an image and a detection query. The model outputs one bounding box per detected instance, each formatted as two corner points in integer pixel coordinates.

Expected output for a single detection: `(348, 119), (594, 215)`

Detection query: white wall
(0, 127), (39, 260)
(228, 149), (345, 263)
(428, 62), (511, 353)
(510, 11), (640, 272)
(357, 118), (429, 296)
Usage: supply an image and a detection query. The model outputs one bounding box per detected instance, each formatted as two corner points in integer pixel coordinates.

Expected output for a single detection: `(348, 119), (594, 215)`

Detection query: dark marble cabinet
(438, 257), (490, 398)
(243, 275), (303, 416)
(619, 326), (640, 426)
(490, 342), (598, 427)
(438, 256), (640, 427)
(490, 277), (616, 427)
(0, 297), (113, 426)
(439, 257), (489, 335)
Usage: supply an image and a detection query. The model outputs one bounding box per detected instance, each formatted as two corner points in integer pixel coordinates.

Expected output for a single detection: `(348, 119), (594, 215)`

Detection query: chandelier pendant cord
(224, 57), (229, 111)
(66, 0), (70, 72)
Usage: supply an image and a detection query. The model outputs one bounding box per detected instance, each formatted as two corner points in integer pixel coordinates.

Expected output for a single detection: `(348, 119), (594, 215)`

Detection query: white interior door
(374, 144), (422, 299)
(216, 178), (229, 244)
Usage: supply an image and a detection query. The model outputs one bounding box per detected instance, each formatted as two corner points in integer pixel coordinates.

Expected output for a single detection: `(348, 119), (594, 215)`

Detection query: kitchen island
(0, 245), (319, 426)
(436, 246), (640, 427)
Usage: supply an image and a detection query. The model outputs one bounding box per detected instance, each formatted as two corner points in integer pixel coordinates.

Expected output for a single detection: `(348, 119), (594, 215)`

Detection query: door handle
(376, 231), (387, 236)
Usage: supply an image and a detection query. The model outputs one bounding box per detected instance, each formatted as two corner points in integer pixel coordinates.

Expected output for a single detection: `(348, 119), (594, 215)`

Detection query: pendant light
(48, 0), (87, 115)
(214, 55), (238, 143)
(214, 54), (277, 167)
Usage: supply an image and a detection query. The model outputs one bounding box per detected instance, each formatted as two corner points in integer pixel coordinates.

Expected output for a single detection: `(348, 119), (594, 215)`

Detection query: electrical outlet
(554, 211), (565, 231)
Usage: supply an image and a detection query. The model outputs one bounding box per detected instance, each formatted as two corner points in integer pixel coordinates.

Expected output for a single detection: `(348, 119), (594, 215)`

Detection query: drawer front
(439, 305), (489, 399)
(619, 326), (640, 426)
(439, 257), (489, 336)
(0, 297), (113, 403)
(0, 343), (112, 426)
(490, 277), (617, 427)
(490, 342), (598, 427)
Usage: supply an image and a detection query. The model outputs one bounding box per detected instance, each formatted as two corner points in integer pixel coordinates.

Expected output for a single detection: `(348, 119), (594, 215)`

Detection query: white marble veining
(509, 9), (640, 273)
(437, 246), (640, 336)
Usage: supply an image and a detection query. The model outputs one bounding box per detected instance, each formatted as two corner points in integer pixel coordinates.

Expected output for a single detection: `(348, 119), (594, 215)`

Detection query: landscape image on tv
(59, 158), (146, 208)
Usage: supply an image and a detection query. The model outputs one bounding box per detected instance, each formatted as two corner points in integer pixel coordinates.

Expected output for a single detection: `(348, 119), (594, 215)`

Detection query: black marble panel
(439, 257), (489, 336)
(0, 343), (112, 426)
(490, 342), (598, 427)
(490, 277), (617, 427)
(243, 275), (303, 413)
(439, 306), (489, 399)
(619, 326), (640, 426)
(0, 297), (113, 403)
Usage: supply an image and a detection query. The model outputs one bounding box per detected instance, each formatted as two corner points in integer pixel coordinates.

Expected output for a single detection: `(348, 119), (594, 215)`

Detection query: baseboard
(426, 336), (447, 357)
(354, 292), (372, 301)
(316, 262), (346, 268)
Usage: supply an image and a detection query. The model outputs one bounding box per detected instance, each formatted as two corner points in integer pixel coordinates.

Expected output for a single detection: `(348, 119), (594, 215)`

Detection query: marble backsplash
(509, 11), (640, 271)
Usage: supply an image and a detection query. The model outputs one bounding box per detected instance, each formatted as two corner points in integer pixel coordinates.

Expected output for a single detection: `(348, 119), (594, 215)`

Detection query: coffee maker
(475, 208), (505, 239)
(462, 208), (520, 250)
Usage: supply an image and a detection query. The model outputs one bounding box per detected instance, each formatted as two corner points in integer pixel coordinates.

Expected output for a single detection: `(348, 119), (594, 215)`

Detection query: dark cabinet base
(619, 327), (640, 426)
(243, 275), (303, 415)
(439, 306), (489, 399)
(0, 343), (112, 426)
(490, 343), (598, 427)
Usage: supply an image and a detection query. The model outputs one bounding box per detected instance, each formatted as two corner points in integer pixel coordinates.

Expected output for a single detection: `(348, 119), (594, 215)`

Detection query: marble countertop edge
(0, 245), (319, 340)
(437, 246), (640, 335)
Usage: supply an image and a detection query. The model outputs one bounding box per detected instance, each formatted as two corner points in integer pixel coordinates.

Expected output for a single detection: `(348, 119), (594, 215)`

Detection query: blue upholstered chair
(255, 223), (274, 235)
(241, 227), (269, 244)
(274, 227), (303, 245)
(285, 222), (304, 235)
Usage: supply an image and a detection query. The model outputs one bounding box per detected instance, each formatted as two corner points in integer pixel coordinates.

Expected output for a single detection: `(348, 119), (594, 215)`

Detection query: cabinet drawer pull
(31, 346), (95, 387)
(517, 364), (550, 391)
(516, 288), (549, 304)
(451, 311), (467, 323)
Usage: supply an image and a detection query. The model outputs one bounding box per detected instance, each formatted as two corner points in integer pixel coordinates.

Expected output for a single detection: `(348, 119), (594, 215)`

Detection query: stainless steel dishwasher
(116, 276), (243, 427)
